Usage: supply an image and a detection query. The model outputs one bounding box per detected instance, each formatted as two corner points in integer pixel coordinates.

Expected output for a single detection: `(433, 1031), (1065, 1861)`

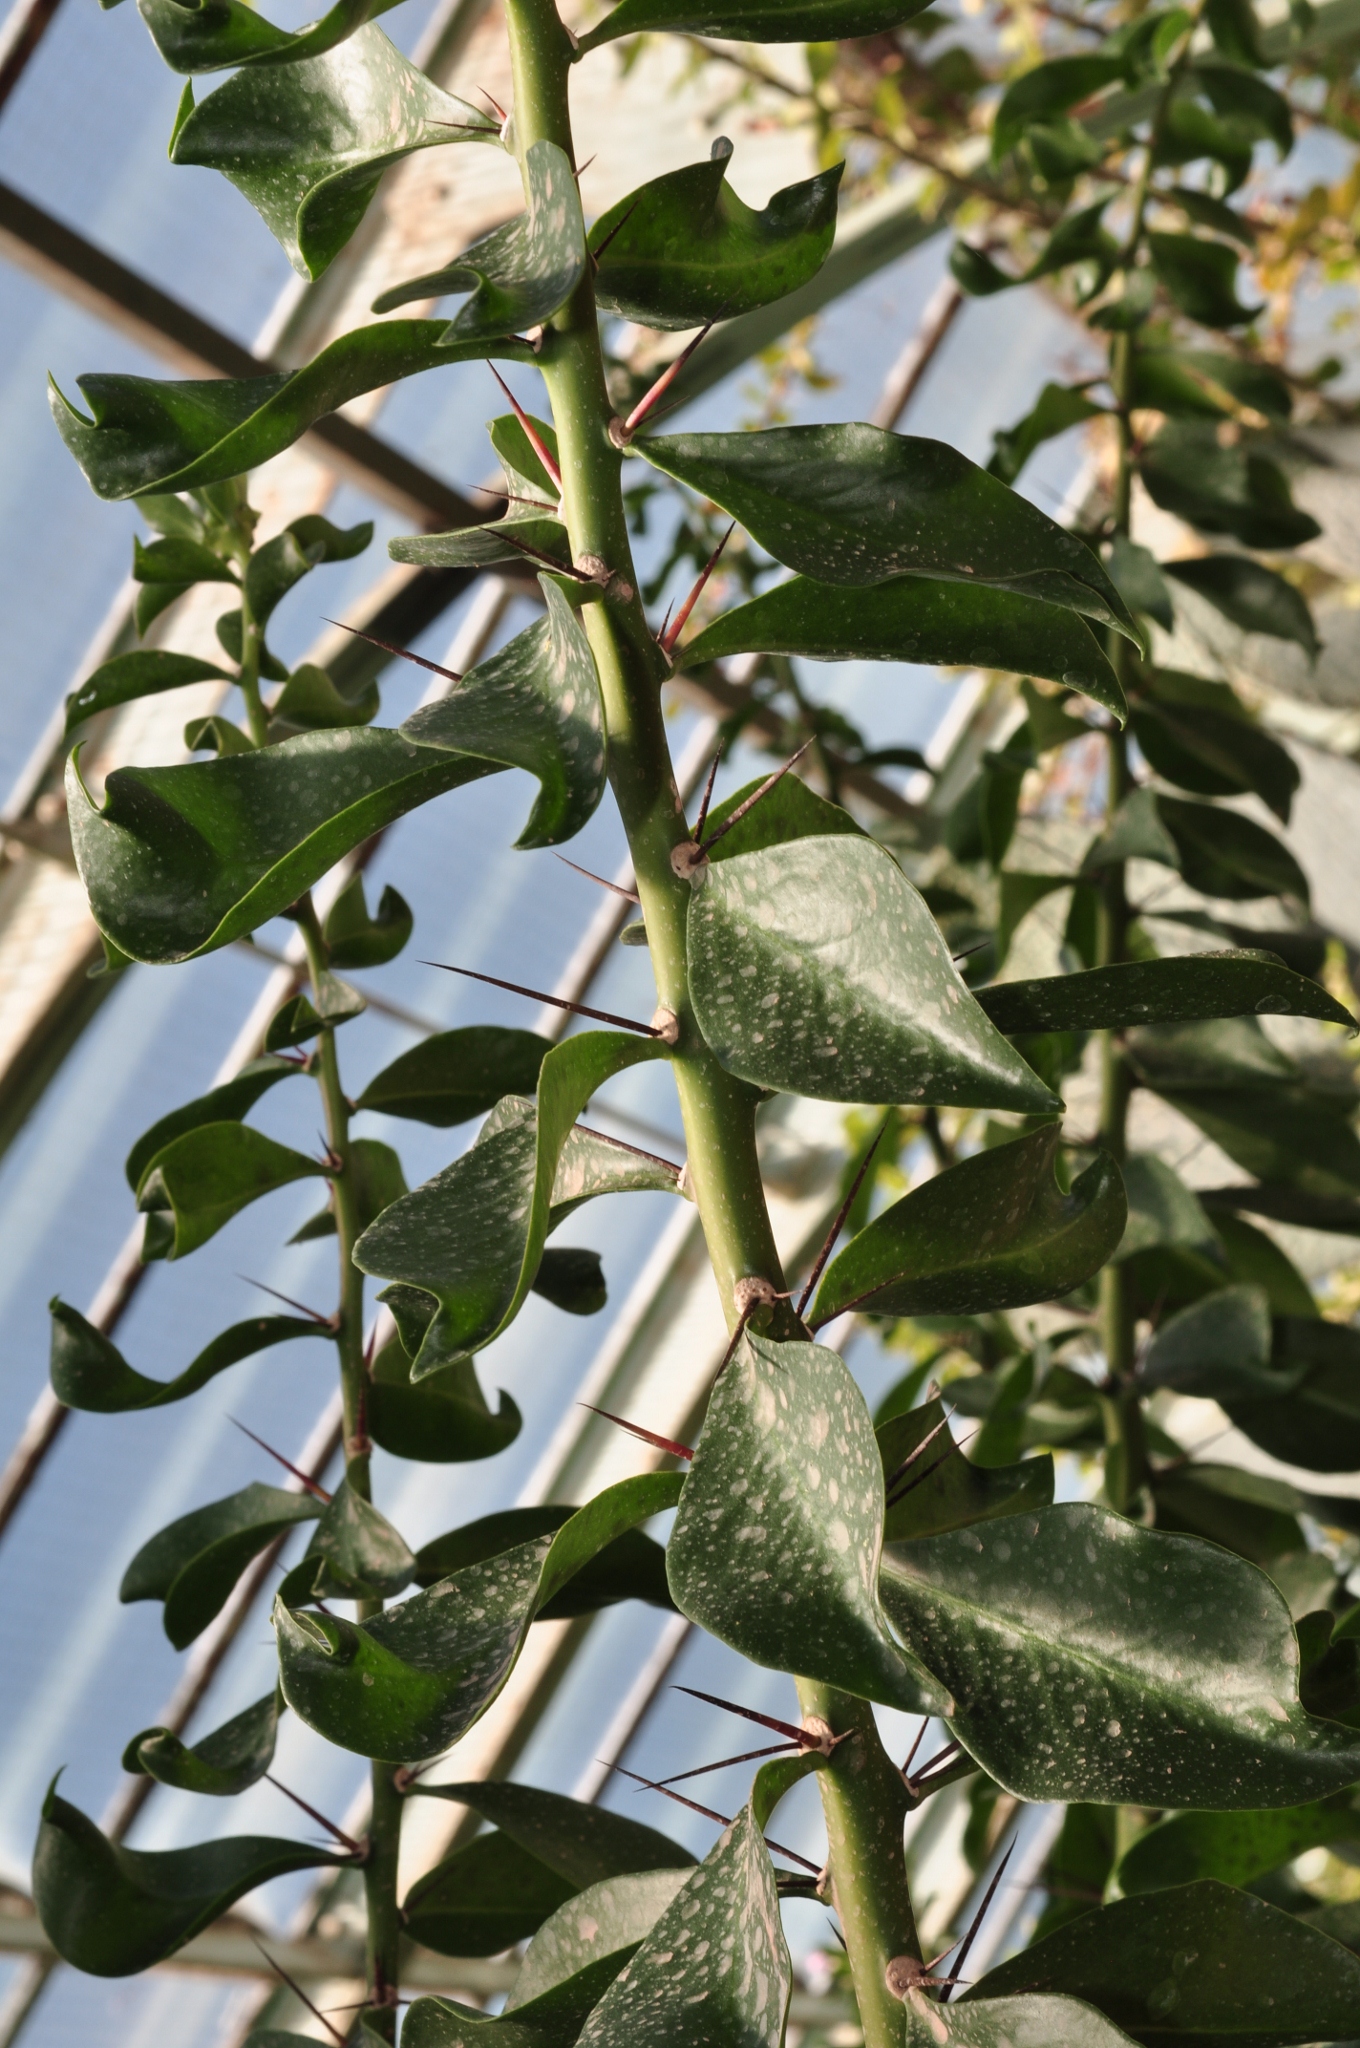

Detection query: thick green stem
(363, 1762), (405, 2033)
(227, 537), (269, 748)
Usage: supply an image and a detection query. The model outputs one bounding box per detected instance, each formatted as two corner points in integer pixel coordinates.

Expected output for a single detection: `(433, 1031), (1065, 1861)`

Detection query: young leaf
(991, 54), (1127, 161)
(641, 424), (1137, 640)
(67, 728), (495, 964)
(123, 1690), (282, 1797)
(33, 1783), (345, 1975)
(1117, 1793), (1360, 1896)
(401, 577), (605, 848)
(366, 1326), (522, 1464)
(140, 0), (404, 73)
(268, 662), (380, 737)
(49, 1301), (329, 1412)
(877, 1396), (1054, 1543)
(135, 1123), (327, 1260)
(410, 1781), (695, 1885)
(412, 1505), (671, 1615)
(169, 28), (499, 280)
(667, 1331), (951, 1716)
(265, 972), (366, 1052)
(577, 0), (933, 52)
(810, 1127), (1125, 1325)
(879, 1502), (1360, 1806)
(355, 1025), (550, 1126)
(122, 1481), (322, 1648)
(975, 953), (1350, 1035)
(1163, 555), (1320, 657)
(322, 875), (412, 968)
(1116, 1152), (1215, 1258)
(989, 382), (1104, 487)
(289, 1477), (416, 1600)
(402, 1833), (579, 1958)
(1140, 1283), (1281, 1400)
(244, 514), (372, 629)
(64, 649), (233, 737)
(1148, 232), (1262, 327)
(686, 836), (1061, 1114)
(124, 1055), (302, 1191)
(591, 151), (842, 330)
(374, 141), (585, 343)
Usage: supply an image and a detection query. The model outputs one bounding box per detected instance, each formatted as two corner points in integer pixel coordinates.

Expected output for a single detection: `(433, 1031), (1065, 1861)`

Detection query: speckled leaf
(580, 0), (933, 55)
(686, 837), (1060, 1114)
(169, 28), (498, 279)
(122, 1481), (321, 1649)
(591, 153), (841, 330)
(668, 1333), (950, 1715)
(355, 1026), (550, 1126)
(355, 1032), (672, 1378)
(135, 1123), (326, 1259)
(33, 1783), (345, 1976)
(877, 1396), (1054, 1543)
(401, 577), (605, 847)
(402, 1833), (579, 1959)
(49, 1300), (328, 1412)
(390, 516), (570, 574)
(67, 729), (495, 965)
(410, 1781), (695, 1885)
(641, 425), (1136, 639)
(64, 649), (232, 737)
(509, 1869), (691, 2013)
(679, 574), (1123, 718)
(374, 142), (585, 341)
(969, 1880), (1360, 2044)
(289, 1477), (416, 1600)
(976, 953), (1352, 1036)
(880, 1502), (1360, 1806)
(1140, 1284), (1281, 1400)
(1118, 1792), (1360, 1896)
(935, 1996), (1145, 2048)
(124, 1055), (302, 1191)
(810, 1127), (1125, 1325)
(123, 1690), (281, 1797)
(275, 1472), (683, 1760)
(413, 1506), (672, 1617)
(139, 0), (402, 72)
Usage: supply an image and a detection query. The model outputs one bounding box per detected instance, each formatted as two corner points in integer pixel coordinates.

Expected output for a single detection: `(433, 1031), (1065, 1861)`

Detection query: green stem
(228, 540), (269, 749)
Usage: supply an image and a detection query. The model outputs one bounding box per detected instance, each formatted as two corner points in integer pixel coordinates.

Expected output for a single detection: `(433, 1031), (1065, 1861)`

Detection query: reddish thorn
(625, 322), (715, 437)
(714, 1299), (756, 1381)
(578, 1403), (692, 1460)
(883, 1411), (955, 1497)
(605, 1764), (820, 1873)
(939, 1839), (1014, 2002)
(698, 734), (813, 853)
(322, 620), (461, 687)
(573, 152), (597, 183)
(574, 1123), (682, 1175)
(489, 365), (562, 490)
(657, 1741), (801, 1785)
(660, 521), (736, 660)
(252, 1940), (345, 2046)
(886, 1426), (978, 1510)
(468, 481), (561, 513)
(433, 119), (501, 135)
(476, 85), (507, 121)
(692, 740), (724, 845)
(590, 196), (640, 269)
(553, 852), (640, 902)
(229, 1417), (332, 1502)
(797, 1113), (891, 1323)
(901, 1718), (929, 1780)
(421, 959), (662, 1037)
(265, 1774), (362, 1855)
(673, 1684), (818, 1749)
(908, 1739), (963, 1797)
(495, 529), (593, 582)
(656, 601), (674, 647)
(236, 1274), (336, 1330)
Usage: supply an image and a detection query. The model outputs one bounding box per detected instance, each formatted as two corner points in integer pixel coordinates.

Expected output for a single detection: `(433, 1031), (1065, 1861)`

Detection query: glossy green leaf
(1139, 422), (1320, 549)
(1130, 348), (1292, 421)
(969, 1880), (1360, 2044)
(1108, 536), (1175, 630)
(577, 0), (932, 51)
(1132, 696), (1299, 820)
(52, 319), (530, 501)
(687, 837), (1061, 1114)
(265, 971), (366, 1052)
(356, 1025), (550, 1127)
(403, 1832), (578, 1958)
(374, 142), (584, 345)
(124, 1055), (301, 1191)
(1148, 232), (1262, 327)
(704, 770), (866, 864)
(123, 1481), (321, 1648)
(389, 514), (571, 575)
(976, 952), (1348, 1035)
(1154, 1462), (1304, 1568)
(355, 1032), (672, 1378)
(412, 1505), (671, 1617)
(1116, 1152), (1214, 1258)
(531, 1244), (606, 1317)
(366, 1322), (521, 1464)
(1163, 555), (1320, 656)
(590, 150), (841, 330)
(319, 875), (410, 969)
(402, 577), (605, 847)
(880, 1502), (1360, 1805)
(64, 649), (231, 738)
(169, 29), (497, 279)
(286, 1478), (415, 1601)
(123, 1690), (281, 1797)
(268, 661), (379, 737)
(488, 410), (561, 500)
(1160, 796), (1311, 904)
(49, 1300), (328, 1412)
(1140, 1283), (1281, 1399)
(878, 1396), (1054, 1542)
(991, 54), (1127, 160)
(668, 1332), (949, 1715)
(275, 1471), (683, 1760)
(132, 534), (235, 587)
(812, 1128), (1124, 1325)
(641, 424), (1137, 639)
(933, 1998), (1146, 2048)
(186, 713), (253, 757)
(135, 1123), (326, 1260)
(1228, 1314), (1360, 1471)
(1118, 1792), (1360, 1896)
(680, 573), (1123, 715)
(508, 1869), (692, 2015)
(33, 1782), (345, 1976)
(244, 514), (371, 630)
(139, 0), (403, 72)
(410, 1780), (695, 1885)
(988, 382), (1104, 487)
(68, 728), (495, 965)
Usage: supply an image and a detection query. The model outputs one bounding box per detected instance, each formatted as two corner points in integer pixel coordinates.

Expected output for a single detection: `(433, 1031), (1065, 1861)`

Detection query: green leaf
(355, 1033), (672, 1378)
(290, 1137), (405, 1241)
(590, 149), (841, 330)
(976, 952), (1348, 1035)
(322, 875), (411, 968)
(989, 382), (1104, 487)
(374, 141), (585, 345)
(1132, 695), (1299, 821)
(275, 1471), (683, 1760)
(934, 1998), (1146, 2048)
(402, 1833), (579, 1958)
(63, 650), (232, 738)
(991, 54), (1127, 161)
(135, 1123), (327, 1260)
(530, 1245), (607, 1317)
(507, 1869), (692, 2016)
(668, 1331), (950, 1716)
(1195, 58), (1294, 154)
(680, 573), (1124, 716)
(265, 972), (366, 1052)
(412, 1505), (671, 1617)
(186, 713), (253, 757)
(355, 1025), (550, 1126)
(1172, 187), (1259, 247)
(968, 1880), (1360, 2044)
(1139, 422), (1320, 550)
(366, 1324), (522, 1464)
(245, 515), (371, 631)
(1154, 1462), (1304, 1568)
(686, 837), (1062, 1114)
(1228, 1315), (1360, 1471)
(1140, 1283), (1282, 1399)
(33, 1782), (345, 1976)
(389, 515), (571, 575)
(68, 728), (495, 965)
(489, 411), (561, 501)
(124, 1054), (301, 1191)
(1130, 348), (1292, 421)
(49, 1300), (328, 1412)
(1215, 1210), (1317, 1317)
(640, 424), (1137, 641)
(409, 1781), (694, 1884)
(877, 1395), (1054, 1542)
(401, 577), (605, 848)
(1148, 231), (1262, 327)
(123, 1690), (281, 1797)
(169, 29), (498, 280)
(703, 769), (866, 863)
(1163, 555), (1320, 657)
(1118, 1792), (1360, 1896)
(52, 319), (531, 501)
(269, 662), (379, 737)
(133, 534), (236, 586)
(812, 1128), (1124, 1325)
(1082, 784), (1180, 874)
(122, 1480), (321, 1648)
(1116, 1152), (1215, 1258)
(139, 0), (403, 72)
(1159, 796), (1311, 904)
(577, 0), (933, 52)
(287, 1478), (415, 1601)
(880, 1502), (1360, 1805)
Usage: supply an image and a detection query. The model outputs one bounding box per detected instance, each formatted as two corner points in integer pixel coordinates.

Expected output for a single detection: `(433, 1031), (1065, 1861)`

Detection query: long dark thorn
(433, 118), (501, 135)
(322, 620), (461, 687)
(673, 1684), (817, 1749)
(265, 1774), (362, 1854)
(422, 959), (662, 1037)
(476, 85), (507, 120)
(901, 1717), (929, 1780)
(575, 1123), (681, 1174)
(606, 1765), (819, 1872)
(229, 1418), (331, 1501)
(496, 528), (593, 581)
(887, 1428), (978, 1510)
(909, 1739), (963, 1792)
(573, 152), (597, 182)
(797, 1114), (891, 1322)
(660, 522), (736, 659)
(714, 1299), (756, 1381)
(656, 1741), (799, 1785)
(693, 741), (724, 844)
(883, 1412), (955, 1497)
(490, 365), (562, 490)
(590, 196), (640, 269)
(656, 600), (674, 647)
(252, 1940), (345, 2045)
(579, 1403), (693, 1460)
(469, 481), (560, 513)
(237, 1274), (335, 1329)
(698, 736), (814, 855)
(953, 937), (991, 964)
(942, 1839), (1015, 2001)
(553, 852), (640, 902)
(625, 322), (715, 436)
